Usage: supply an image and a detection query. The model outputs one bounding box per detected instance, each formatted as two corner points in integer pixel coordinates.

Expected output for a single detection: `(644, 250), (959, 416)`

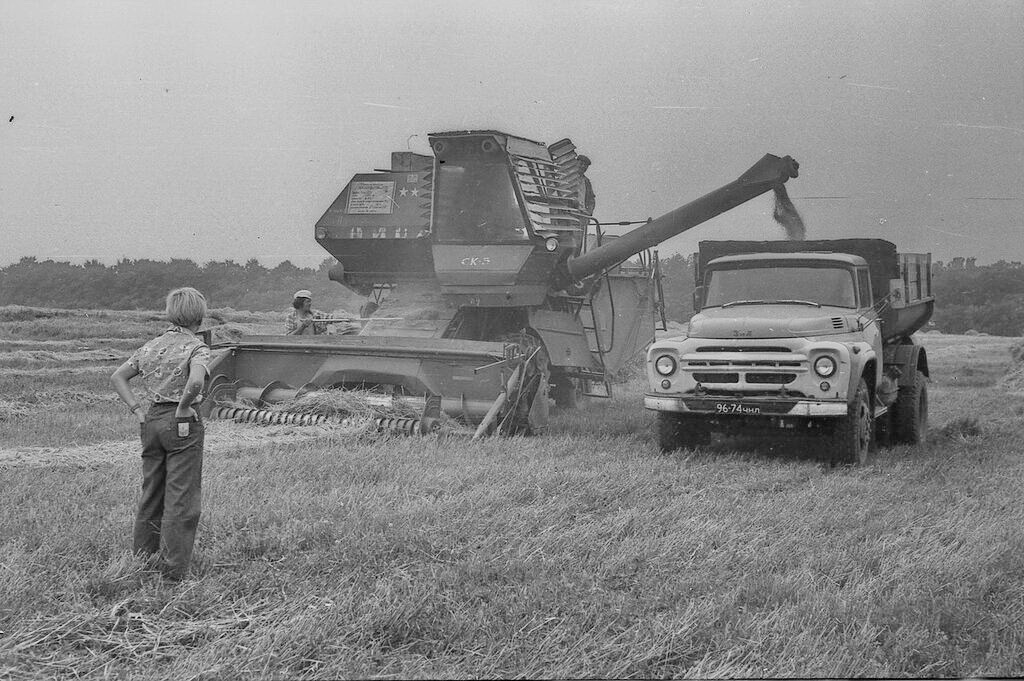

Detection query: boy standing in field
(110, 287), (210, 582)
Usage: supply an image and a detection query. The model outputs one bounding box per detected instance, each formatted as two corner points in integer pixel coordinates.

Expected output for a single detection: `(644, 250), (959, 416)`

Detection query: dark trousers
(134, 403), (204, 580)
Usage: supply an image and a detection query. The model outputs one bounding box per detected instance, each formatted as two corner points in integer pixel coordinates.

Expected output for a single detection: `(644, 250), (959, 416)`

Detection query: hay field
(1, 307), (1023, 679)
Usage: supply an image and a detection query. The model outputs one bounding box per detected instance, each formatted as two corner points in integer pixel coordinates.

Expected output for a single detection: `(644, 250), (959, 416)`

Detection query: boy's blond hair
(165, 287), (207, 328)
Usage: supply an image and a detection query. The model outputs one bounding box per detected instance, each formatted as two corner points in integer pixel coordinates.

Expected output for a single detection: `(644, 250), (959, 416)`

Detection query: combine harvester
(204, 130), (800, 436)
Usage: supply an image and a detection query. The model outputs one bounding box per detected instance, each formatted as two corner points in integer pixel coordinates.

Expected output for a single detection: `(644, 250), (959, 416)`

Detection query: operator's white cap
(293, 289), (312, 300)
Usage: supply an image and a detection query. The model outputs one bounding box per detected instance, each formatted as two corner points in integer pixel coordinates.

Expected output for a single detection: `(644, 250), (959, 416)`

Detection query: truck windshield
(433, 158), (529, 242)
(704, 265), (857, 309)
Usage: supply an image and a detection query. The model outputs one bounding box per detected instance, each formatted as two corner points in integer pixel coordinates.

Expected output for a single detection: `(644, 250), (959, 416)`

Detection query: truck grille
(686, 359), (801, 368)
(692, 372), (739, 384)
(701, 388), (809, 398)
(681, 344), (807, 388)
(695, 346), (791, 353)
(746, 372), (797, 384)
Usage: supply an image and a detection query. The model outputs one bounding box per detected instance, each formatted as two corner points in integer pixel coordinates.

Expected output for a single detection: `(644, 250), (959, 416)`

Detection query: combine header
(204, 130), (800, 436)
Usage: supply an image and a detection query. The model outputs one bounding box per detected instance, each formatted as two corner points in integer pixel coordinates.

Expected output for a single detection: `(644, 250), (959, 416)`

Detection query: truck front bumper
(644, 395), (848, 417)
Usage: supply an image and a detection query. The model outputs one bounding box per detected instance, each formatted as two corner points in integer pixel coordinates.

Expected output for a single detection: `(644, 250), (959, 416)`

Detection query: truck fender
(844, 345), (877, 403)
(888, 341), (929, 387)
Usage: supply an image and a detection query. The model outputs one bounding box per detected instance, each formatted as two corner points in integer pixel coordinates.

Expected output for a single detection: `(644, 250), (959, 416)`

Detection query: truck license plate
(714, 402), (762, 415)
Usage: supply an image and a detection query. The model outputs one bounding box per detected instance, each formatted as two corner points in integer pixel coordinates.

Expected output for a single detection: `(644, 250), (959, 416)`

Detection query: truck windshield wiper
(721, 299), (821, 308)
(774, 299), (822, 307)
(721, 300), (770, 308)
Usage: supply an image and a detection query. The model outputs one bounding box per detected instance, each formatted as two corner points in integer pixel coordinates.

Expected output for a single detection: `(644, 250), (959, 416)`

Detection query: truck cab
(646, 239), (932, 464)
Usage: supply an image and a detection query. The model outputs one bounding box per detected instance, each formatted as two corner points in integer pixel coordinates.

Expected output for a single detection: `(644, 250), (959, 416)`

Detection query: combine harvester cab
(205, 130), (800, 437)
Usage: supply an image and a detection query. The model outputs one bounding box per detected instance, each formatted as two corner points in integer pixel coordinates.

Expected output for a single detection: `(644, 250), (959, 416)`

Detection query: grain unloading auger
(203, 130), (799, 436)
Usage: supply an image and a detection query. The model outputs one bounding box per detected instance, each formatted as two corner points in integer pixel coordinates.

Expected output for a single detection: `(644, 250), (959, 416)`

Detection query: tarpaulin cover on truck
(697, 239), (900, 308)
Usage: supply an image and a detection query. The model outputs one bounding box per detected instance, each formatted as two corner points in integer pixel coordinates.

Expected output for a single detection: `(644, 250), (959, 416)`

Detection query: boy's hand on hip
(176, 406), (197, 419)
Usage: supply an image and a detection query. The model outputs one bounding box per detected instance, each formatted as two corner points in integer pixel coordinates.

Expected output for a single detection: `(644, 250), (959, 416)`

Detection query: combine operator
(285, 289), (359, 336)
(577, 154), (596, 232)
(285, 290), (329, 335)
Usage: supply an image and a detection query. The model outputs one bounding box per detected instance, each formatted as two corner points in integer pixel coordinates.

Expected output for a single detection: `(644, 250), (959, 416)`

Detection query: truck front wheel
(829, 379), (873, 465)
(656, 412), (711, 452)
(891, 369), (928, 445)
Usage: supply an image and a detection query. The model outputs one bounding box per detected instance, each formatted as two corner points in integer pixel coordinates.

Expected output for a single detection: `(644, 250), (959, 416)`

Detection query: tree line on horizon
(0, 256), (359, 315)
(2, 254), (1023, 336)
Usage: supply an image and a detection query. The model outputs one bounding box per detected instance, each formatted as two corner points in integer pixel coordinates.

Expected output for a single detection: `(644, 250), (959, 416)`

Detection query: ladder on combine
(578, 297), (612, 398)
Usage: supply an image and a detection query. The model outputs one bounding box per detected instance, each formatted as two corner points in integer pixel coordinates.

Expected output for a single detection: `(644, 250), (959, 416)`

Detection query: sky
(2, 0), (1022, 268)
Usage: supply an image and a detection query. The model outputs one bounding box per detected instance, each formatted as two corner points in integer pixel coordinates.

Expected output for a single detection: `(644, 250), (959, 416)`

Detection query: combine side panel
(587, 271), (657, 375)
(529, 309), (604, 372)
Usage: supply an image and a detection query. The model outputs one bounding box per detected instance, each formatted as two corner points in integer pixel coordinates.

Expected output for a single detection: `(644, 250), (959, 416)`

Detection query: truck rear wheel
(891, 370), (928, 445)
(656, 412), (711, 452)
(829, 379), (873, 465)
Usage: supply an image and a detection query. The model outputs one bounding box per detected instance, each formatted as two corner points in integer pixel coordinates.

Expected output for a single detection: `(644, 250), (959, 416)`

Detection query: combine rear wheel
(550, 371), (583, 410)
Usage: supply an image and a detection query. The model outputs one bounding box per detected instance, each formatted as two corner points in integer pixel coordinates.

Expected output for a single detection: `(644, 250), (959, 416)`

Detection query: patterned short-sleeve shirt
(127, 326), (211, 404)
(285, 308), (329, 335)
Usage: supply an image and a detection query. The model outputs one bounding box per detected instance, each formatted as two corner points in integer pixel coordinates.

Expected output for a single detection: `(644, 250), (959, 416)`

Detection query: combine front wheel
(495, 333), (551, 436)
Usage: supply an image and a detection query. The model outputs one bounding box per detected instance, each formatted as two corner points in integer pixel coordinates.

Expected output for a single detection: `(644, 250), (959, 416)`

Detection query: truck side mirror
(693, 286), (705, 313)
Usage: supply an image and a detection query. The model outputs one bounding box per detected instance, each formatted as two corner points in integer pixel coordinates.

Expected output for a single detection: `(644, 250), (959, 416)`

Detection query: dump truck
(204, 130), (800, 436)
(645, 239), (934, 463)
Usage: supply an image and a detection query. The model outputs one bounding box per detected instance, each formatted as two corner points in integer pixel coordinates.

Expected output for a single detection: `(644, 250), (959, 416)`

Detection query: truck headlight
(654, 355), (677, 376)
(544, 236), (559, 252)
(813, 355), (837, 378)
